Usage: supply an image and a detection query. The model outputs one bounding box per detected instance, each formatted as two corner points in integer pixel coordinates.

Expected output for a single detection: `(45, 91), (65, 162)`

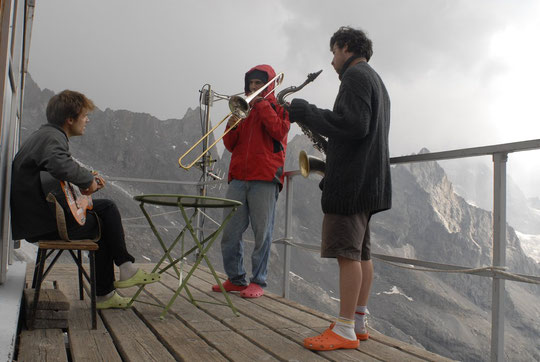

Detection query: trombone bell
(299, 150), (325, 177)
(228, 72), (284, 119)
(228, 96), (250, 118)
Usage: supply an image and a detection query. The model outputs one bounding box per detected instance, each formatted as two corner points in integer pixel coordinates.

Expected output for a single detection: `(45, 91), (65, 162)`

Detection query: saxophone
(277, 70), (327, 154)
(297, 123), (327, 154)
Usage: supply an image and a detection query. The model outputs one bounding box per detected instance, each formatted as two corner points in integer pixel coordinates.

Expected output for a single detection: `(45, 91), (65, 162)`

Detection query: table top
(133, 194), (242, 208)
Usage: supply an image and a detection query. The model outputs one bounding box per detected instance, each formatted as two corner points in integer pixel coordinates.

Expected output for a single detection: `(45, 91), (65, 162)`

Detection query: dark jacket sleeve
(288, 72), (372, 140)
(37, 131), (94, 189)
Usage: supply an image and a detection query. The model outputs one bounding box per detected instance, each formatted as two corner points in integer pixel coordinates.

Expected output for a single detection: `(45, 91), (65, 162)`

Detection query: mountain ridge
(17, 75), (540, 361)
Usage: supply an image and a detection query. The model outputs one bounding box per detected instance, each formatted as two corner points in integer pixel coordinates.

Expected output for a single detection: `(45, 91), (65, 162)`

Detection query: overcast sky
(28, 0), (540, 197)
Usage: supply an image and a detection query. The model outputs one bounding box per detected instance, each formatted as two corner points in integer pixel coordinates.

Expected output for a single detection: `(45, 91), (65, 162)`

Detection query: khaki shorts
(321, 213), (371, 261)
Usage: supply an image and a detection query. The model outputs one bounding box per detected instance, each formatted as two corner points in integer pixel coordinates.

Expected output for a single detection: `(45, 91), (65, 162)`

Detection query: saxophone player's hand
(282, 101), (291, 114)
(287, 98), (309, 124)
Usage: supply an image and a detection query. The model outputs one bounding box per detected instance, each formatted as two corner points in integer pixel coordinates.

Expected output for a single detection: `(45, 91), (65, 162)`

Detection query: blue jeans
(221, 180), (279, 287)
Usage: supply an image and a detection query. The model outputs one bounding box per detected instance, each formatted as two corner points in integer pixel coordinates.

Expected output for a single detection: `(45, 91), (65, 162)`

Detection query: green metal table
(127, 194), (242, 318)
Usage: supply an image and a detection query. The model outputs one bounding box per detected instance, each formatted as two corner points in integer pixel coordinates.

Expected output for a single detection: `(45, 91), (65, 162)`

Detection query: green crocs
(114, 268), (161, 289)
(96, 291), (132, 310)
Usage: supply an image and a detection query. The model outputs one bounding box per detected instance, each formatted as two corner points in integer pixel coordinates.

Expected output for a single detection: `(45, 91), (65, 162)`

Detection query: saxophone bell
(299, 150), (325, 177)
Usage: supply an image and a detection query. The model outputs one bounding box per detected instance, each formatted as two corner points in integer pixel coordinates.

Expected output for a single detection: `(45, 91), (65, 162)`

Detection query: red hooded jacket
(223, 64), (290, 189)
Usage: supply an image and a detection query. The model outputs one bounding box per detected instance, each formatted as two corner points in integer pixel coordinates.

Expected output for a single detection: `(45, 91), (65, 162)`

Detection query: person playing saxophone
(287, 26), (392, 351)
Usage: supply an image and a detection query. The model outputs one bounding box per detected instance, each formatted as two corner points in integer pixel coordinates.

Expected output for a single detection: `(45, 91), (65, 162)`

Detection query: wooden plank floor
(16, 263), (455, 362)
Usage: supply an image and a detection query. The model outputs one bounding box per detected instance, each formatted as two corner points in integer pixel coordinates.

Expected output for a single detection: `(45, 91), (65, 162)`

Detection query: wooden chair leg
(70, 249), (96, 329)
(89, 250), (97, 329)
(29, 248), (48, 330)
(77, 250), (84, 300)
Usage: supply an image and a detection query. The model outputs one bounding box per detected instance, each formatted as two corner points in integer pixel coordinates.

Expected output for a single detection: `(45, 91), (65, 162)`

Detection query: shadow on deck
(16, 263), (454, 361)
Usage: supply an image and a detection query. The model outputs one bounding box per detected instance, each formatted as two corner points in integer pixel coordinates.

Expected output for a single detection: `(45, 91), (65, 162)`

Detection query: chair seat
(38, 240), (98, 251)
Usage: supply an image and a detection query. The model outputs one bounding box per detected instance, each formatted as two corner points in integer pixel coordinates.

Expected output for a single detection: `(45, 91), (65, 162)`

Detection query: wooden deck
(16, 263), (454, 362)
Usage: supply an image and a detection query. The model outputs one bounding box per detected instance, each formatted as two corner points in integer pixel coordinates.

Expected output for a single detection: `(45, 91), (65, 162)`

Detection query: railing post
(282, 174), (293, 298)
(491, 152), (507, 362)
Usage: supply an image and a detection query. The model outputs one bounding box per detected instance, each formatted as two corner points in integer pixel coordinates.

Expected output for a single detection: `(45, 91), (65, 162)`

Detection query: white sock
(332, 317), (356, 340)
(119, 262), (138, 281)
(355, 306), (368, 334)
(97, 290), (115, 302)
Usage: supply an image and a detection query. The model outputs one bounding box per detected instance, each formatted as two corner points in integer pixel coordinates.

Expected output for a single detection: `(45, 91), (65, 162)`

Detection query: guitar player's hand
(81, 180), (99, 195)
(94, 175), (106, 189)
(81, 176), (105, 195)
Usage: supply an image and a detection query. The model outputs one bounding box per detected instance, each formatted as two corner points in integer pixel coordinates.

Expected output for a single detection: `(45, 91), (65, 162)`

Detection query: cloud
(27, 0), (540, 196)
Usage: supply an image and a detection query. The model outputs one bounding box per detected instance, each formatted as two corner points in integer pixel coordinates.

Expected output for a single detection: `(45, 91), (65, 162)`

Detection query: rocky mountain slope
(17, 76), (540, 361)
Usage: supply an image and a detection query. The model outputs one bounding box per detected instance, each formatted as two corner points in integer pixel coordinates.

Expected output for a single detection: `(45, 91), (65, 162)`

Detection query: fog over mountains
(17, 76), (540, 361)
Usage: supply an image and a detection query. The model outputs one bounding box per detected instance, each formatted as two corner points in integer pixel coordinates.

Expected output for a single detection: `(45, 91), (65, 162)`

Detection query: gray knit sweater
(289, 61), (391, 215)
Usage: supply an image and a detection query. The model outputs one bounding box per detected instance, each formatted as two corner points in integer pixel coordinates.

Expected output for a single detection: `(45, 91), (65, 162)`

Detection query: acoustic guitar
(40, 172), (104, 226)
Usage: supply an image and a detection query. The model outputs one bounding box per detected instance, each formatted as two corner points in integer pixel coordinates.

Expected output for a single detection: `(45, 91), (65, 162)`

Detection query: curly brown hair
(46, 90), (95, 127)
(330, 26), (373, 62)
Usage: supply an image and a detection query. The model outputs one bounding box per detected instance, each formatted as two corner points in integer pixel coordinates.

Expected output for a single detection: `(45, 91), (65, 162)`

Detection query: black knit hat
(246, 69), (268, 83)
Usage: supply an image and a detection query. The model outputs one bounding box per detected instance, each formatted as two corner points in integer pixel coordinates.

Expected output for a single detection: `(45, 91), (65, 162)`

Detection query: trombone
(178, 72), (284, 170)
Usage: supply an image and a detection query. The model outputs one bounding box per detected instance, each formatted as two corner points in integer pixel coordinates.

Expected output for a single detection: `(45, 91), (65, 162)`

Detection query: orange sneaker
(356, 331), (369, 341)
(304, 324), (359, 351)
(355, 310), (369, 340)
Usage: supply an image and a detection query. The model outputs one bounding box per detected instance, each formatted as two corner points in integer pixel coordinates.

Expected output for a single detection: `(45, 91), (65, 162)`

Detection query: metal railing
(73, 140), (540, 361)
(4, 139), (540, 361)
(278, 139), (540, 362)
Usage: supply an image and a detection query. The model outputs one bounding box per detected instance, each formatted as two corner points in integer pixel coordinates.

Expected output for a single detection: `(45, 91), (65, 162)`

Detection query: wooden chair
(29, 193), (100, 329)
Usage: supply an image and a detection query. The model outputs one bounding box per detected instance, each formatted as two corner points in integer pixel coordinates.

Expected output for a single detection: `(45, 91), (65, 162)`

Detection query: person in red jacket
(212, 64), (289, 298)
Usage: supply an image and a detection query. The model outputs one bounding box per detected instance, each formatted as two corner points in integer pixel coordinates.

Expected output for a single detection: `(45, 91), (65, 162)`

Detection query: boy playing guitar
(12, 90), (159, 310)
